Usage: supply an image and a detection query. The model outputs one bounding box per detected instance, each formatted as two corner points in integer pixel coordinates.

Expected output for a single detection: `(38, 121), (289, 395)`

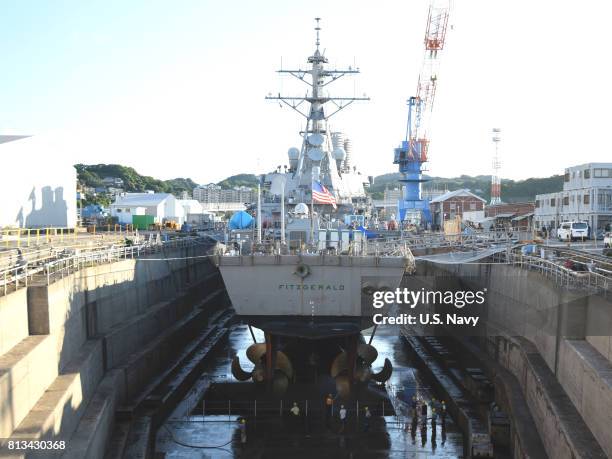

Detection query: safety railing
(394, 230), (519, 247)
(220, 238), (415, 260)
(492, 251), (610, 293)
(0, 235), (210, 296)
(41, 236), (208, 285)
(179, 398), (394, 423)
(0, 225), (141, 250)
(0, 264), (41, 296)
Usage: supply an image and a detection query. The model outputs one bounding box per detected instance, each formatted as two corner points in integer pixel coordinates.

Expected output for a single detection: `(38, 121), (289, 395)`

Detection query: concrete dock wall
(556, 339), (612, 455)
(0, 241), (225, 458)
(412, 259), (612, 457)
(0, 288), (29, 356)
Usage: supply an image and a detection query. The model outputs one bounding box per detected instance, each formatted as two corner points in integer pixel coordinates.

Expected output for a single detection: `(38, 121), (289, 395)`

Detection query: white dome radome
(332, 147), (346, 161)
(294, 203), (310, 215)
(288, 147), (300, 160)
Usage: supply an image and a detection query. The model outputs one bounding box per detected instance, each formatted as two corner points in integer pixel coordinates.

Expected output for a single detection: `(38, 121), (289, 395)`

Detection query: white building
(193, 184), (255, 204)
(110, 193), (184, 225)
(0, 136), (77, 228)
(193, 184), (221, 203)
(534, 163), (612, 234)
(178, 199), (204, 216)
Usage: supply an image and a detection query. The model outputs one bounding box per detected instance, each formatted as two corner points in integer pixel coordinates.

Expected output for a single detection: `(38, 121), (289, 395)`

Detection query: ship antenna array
(265, 18), (369, 121)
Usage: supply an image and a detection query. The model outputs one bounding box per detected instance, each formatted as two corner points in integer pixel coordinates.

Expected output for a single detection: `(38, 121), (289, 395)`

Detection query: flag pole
(281, 181), (285, 246)
(310, 187), (314, 244)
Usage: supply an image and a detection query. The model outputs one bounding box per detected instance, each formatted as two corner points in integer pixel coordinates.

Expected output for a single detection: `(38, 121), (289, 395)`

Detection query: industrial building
(486, 202), (535, 218)
(110, 193), (183, 226)
(0, 136), (77, 228)
(429, 189), (486, 227)
(179, 199), (204, 216)
(534, 163), (612, 235)
(110, 193), (208, 227)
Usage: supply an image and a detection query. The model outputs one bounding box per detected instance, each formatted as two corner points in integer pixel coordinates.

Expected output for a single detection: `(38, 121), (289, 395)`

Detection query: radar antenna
(264, 18), (369, 196)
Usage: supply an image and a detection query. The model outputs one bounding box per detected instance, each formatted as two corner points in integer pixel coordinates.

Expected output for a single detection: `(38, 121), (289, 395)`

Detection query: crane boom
(394, 0), (450, 226)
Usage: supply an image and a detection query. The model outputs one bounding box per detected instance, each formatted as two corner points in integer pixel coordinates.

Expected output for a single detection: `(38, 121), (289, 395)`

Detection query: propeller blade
(252, 362), (266, 382)
(370, 358), (393, 382)
(335, 374), (351, 398)
(330, 351), (348, 378)
(357, 343), (378, 364)
(231, 356), (253, 381)
(354, 365), (372, 383)
(272, 371), (289, 395)
(275, 351), (294, 378)
(246, 343), (267, 363)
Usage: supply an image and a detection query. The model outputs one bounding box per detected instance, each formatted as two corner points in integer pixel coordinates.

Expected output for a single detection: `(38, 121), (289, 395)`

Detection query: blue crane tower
(394, 0), (450, 227)
(394, 97), (431, 225)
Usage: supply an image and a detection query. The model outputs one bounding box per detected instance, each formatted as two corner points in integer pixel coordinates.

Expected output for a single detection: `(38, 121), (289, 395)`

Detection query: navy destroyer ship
(216, 19), (414, 397)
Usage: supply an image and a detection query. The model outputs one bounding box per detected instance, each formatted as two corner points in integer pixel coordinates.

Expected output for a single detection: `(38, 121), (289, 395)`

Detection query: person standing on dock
(441, 400), (447, 424)
(324, 394), (333, 426)
(339, 404), (347, 433)
(410, 396), (417, 419)
(420, 400), (428, 423)
(290, 402), (300, 431)
(431, 408), (437, 429)
(239, 418), (247, 445)
(362, 406), (372, 432)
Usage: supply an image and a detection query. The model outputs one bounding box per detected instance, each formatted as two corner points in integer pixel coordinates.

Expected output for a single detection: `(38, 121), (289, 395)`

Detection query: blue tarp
(357, 225), (378, 239)
(521, 244), (538, 255)
(229, 211), (253, 229)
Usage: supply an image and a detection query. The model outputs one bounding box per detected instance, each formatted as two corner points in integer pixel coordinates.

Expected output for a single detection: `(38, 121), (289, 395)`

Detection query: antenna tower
(490, 128), (502, 205)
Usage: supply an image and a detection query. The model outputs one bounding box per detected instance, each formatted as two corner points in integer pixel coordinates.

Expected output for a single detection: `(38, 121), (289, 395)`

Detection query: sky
(1, 0), (611, 185)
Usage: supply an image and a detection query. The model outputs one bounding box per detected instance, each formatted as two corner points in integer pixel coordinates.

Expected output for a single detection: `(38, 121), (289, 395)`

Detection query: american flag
(312, 181), (337, 209)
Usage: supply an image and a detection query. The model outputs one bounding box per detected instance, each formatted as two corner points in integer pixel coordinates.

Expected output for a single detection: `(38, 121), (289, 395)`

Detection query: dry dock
(0, 236), (610, 458)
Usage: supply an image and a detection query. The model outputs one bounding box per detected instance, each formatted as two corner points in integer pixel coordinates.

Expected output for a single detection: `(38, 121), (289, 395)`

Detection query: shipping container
(132, 214), (155, 230)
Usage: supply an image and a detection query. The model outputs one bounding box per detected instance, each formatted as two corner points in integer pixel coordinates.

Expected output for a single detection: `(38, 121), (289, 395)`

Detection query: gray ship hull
(216, 254), (408, 333)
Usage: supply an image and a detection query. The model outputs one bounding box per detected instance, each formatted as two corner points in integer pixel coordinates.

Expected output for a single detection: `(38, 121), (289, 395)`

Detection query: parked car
(557, 221), (589, 241)
(604, 232), (612, 248)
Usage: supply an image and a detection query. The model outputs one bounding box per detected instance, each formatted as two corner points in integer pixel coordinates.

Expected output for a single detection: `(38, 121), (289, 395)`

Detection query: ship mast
(266, 18), (368, 193)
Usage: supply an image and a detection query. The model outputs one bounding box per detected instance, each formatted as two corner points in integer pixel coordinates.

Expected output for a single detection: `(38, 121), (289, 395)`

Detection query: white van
(557, 221), (589, 241)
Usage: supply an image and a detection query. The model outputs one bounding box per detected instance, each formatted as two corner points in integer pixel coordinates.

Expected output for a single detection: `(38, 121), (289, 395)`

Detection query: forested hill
(76, 163), (563, 204)
(369, 173), (563, 202)
(75, 164), (198, 195)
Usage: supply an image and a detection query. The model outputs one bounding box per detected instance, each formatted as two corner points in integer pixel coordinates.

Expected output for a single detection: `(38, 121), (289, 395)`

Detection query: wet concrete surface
(156, 323), (465, 458)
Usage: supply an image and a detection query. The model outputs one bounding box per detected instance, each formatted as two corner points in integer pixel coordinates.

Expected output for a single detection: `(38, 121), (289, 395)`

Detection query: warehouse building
(534, 163), (612, 235)
(0, 136), (77, 228)
(110, 193), (183, 226)
(110, 194), (207, 227)
(429, 189), (486, 228)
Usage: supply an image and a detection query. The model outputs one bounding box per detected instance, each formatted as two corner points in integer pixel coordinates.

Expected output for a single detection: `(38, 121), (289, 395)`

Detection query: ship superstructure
(262, 18), (371, 222)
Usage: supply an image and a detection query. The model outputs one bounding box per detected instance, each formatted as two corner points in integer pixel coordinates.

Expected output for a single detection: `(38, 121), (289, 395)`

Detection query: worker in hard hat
(238, 418), (247, 445)
(363, 406), (372, 432)
(324, 394), (334, 426)
(290, 402), (301, 432)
